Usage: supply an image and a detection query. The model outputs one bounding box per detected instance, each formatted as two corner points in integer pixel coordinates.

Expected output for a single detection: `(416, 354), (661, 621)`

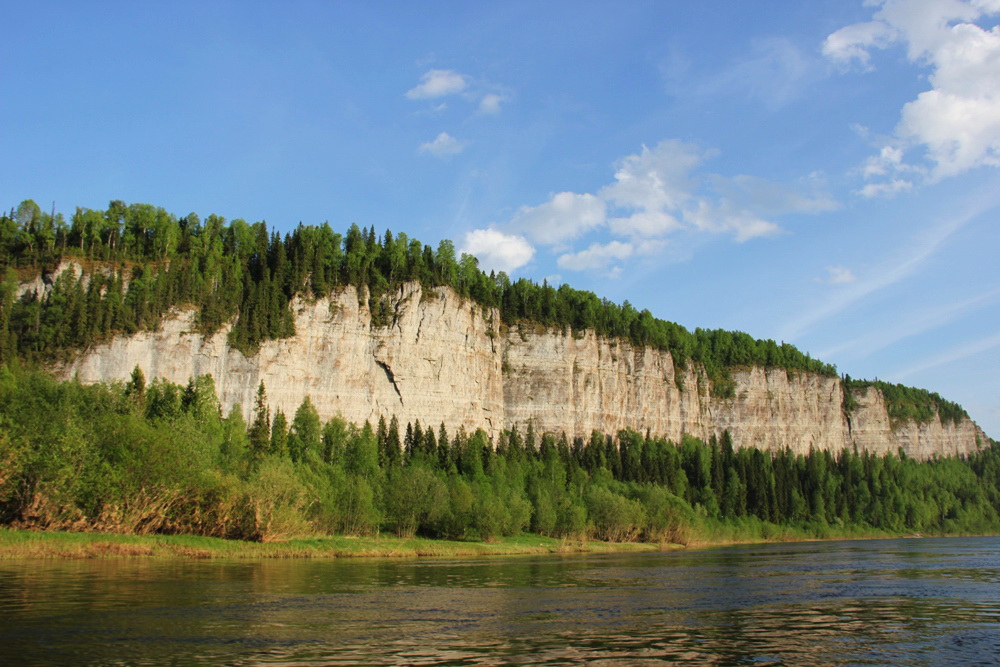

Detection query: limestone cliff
(65, 283), (504, 438)
(61, 281), (989, 459)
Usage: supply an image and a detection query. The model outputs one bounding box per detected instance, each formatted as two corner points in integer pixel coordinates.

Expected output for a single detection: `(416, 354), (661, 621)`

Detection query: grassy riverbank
(4, 521), (986, 560)
(0, 528), (665, 560)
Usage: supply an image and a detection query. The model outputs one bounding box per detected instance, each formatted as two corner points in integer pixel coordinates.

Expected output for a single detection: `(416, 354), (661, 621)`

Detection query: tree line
(842, 375), (966, 426)
(2, 200), (833, 381)
(0, 198), (965, 419)
(1, 365), (995, 543)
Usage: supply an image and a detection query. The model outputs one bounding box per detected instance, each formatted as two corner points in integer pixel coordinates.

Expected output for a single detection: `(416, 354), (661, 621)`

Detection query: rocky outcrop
(845, 386), (986, 459)
(15, 260), (124, 300)
(65, 283), (504, 437)
(61, 282), (989, 459)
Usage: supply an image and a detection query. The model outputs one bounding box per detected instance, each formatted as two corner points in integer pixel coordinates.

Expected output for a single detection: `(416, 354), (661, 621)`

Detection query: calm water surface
(1, 537), (999, 666)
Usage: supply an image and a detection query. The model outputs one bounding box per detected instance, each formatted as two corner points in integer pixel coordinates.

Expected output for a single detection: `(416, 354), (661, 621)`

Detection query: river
(1, 537), (998, 665)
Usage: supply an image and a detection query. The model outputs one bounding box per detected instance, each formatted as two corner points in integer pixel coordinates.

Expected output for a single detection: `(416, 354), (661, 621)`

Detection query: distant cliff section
(61, 280), (988, 460)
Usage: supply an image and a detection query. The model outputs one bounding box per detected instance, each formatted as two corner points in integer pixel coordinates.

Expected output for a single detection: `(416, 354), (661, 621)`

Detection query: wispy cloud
(419, 131), (466, 157)
(557, 240), (634, 273)
(479, 93), (503, 114)
(686, 37), (820, 110)
(819, 286), (1000, 360)
(779, 204), (986, 340)
(406, 69), (469, 100)
(893, 330), (1000, 380)
(819, 266), (858, 285)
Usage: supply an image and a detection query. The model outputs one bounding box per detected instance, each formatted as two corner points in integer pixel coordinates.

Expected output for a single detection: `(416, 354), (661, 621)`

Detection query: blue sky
(2, 1), (998, 437)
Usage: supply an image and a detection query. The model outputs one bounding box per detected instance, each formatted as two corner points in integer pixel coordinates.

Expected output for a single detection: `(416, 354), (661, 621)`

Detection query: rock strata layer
(62, 282), (989, 459)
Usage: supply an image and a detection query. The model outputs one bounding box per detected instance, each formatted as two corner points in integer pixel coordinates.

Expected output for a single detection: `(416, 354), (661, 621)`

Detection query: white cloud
(900, 85), (1000, 178)
(827, 0), (1000, 188)
(608, 210), (682, 238)
(479, 93), (503, 114)
(856, 145), (923, 196)
(509, 192), (606, 245)
(419, 131), (466, 157)
(553, 239), (665, 274)
(687, 200), (782, 242)
(406, 69), (468, 100)
(635, 239), (668, 256)
(459, 229), (535, 274)
(729, 215), (782, 242)
(595, 140), (818, 242)
(821, 266), (858, 285)
(599, 140), (707, 212)
(861, 145), (906, 178)
(859, 178), (914, 197)
(499, 139), (834, 276)
(556, 241), (634, 272)
(823, 20), (899, 68)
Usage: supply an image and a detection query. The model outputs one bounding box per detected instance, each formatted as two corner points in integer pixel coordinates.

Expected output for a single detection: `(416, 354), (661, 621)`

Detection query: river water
(1, 537), (998, 666)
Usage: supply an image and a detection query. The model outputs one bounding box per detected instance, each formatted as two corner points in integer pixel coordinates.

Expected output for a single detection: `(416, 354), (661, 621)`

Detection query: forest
(0, 198), (967, 420)
(0, 198), (990, 544)
(1, 365), (997, 543)
(0, 199), (841, 397)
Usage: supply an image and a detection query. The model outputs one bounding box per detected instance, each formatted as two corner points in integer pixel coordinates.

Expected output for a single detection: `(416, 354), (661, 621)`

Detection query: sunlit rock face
(63, 281), (988, 459)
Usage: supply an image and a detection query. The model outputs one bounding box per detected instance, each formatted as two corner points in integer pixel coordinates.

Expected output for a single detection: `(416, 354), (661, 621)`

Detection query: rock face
(62, 282), (989, 459)
(65, 283), (504, 438)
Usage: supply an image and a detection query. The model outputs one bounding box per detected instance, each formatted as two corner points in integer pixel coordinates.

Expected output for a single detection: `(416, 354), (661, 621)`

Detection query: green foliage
(586, 485), (645, 542)
(843, 376), (968, 426)
(288, 396), (321, 462)
(0, 364), (997, 543)
(4, 198), (972, 420)
(3, 200), (837, 394)
(383, 464), (448, 538)
(0, 197), (989, 544)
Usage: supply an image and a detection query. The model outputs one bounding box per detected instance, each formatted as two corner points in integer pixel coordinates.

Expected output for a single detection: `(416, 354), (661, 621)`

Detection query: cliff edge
(62, 281), (988, 459)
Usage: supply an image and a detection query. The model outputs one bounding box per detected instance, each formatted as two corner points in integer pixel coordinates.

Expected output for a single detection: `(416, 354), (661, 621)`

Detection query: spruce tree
(248, 381), (271, 460)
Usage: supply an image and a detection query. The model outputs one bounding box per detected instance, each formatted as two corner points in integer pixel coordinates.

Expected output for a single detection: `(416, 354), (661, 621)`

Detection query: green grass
(685, 516), (917, 546)
(5, 521), (984, 561)
(0, 528), (663, 560)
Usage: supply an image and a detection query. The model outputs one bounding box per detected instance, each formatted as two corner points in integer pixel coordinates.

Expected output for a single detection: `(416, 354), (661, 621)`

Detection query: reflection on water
(1, 537), (999, 666)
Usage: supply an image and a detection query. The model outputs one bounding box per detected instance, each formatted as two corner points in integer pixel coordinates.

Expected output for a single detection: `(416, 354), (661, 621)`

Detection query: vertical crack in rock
(392, 291), (407, 335)
(374, 357), (404, 406)
(416, 308), (427, 343)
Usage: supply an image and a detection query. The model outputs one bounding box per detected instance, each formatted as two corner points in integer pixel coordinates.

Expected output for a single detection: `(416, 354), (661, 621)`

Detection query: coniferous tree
(289, 396), (321, 462)
(270, 410), (288, 457)
(248, 381), (271, 460)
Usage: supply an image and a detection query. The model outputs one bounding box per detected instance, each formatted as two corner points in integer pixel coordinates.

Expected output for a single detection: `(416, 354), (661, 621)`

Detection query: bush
(636, 485), (693, 545)
(238, 456), (312, 542)
(383, 464), (448, 538)
(586, 486), (644, 542)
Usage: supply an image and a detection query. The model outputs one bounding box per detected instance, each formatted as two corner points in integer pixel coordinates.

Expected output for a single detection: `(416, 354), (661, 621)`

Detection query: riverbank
(5, 521), (982, 560)
(0, 528), (667, 560)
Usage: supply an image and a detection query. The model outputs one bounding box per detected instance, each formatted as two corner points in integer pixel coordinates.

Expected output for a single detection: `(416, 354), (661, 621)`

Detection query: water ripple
(1, 537), (998, 666)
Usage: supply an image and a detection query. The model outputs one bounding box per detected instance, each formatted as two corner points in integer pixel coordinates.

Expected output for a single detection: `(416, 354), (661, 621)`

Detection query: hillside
(60, 278), (986, 460)
(0, 199), (987, 460)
